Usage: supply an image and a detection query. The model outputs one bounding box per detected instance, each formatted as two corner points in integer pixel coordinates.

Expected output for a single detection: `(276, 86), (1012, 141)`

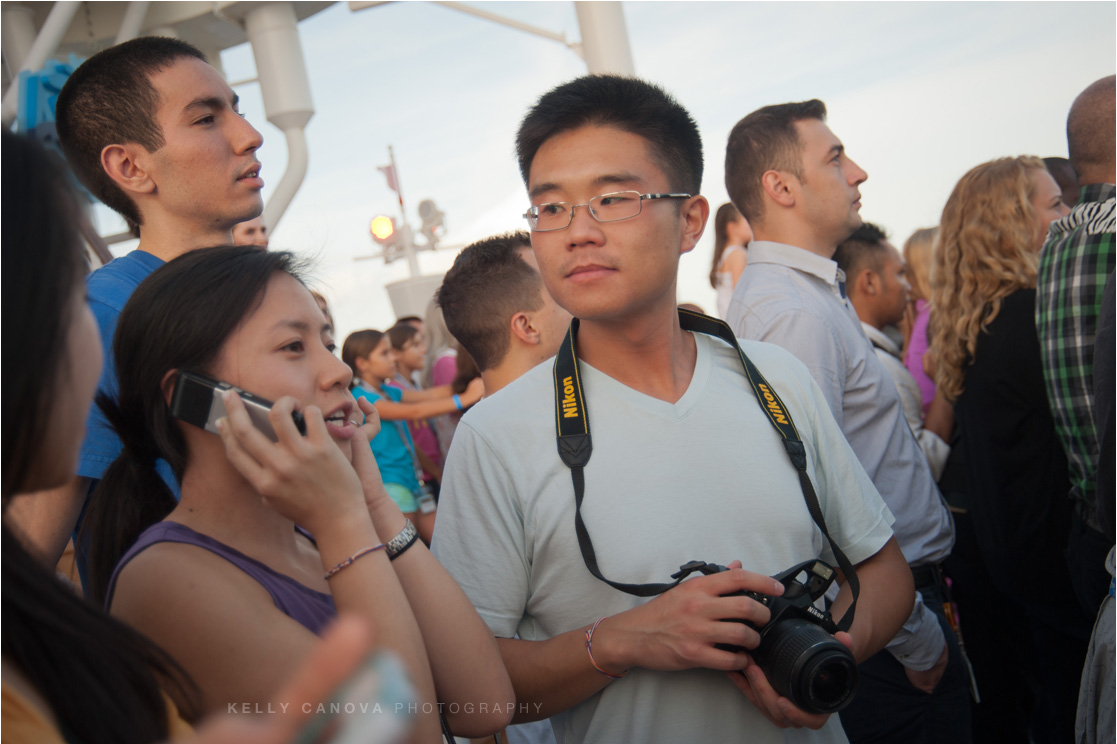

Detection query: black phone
(170, 371), (306, 443)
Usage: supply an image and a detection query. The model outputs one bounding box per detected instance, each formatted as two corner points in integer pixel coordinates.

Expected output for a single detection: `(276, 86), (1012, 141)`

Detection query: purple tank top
(106, 521), (336, 635)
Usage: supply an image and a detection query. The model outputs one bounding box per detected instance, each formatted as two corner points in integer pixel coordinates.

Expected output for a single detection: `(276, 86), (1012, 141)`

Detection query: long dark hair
(82, 246), (306, 604)
(709, 202), (742, 288)
(1, 131), (199, 740)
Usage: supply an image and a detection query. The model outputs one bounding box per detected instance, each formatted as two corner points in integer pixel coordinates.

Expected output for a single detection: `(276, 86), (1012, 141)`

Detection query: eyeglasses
(523, 191), (692, 232)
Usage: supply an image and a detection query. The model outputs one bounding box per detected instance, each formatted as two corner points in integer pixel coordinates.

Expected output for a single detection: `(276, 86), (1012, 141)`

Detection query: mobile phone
(170, 371), (306, 443)
(293, 651), (416, 744)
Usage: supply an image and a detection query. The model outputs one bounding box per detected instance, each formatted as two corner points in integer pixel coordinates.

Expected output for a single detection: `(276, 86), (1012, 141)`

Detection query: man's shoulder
(460, 360), (554, 432)
(731, 335), (812, 371)
(735, 260), (839, 322)
(719, 336), (824, 404)
(86, 250), (164, 311)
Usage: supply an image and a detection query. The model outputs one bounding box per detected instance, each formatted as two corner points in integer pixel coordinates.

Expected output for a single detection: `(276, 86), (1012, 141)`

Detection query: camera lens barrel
(753, 619), (858, 714)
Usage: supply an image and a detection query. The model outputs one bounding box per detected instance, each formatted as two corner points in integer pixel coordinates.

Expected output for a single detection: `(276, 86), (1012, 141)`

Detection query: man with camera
(432, 75), (913, 744)
(724, 101), (969, 743)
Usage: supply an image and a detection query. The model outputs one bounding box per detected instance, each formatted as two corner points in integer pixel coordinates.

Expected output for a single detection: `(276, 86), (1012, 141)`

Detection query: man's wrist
(885, 596), (946, 670)
(584, 615), (629, 677)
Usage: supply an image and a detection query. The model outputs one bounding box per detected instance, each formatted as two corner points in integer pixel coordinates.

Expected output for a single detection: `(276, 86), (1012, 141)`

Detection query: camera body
(691, 559), (858, 714)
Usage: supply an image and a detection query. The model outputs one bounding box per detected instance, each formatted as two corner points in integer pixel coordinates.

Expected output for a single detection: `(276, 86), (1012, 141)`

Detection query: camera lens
(800, 648), (857, 712)
(754, 619), (858, 714)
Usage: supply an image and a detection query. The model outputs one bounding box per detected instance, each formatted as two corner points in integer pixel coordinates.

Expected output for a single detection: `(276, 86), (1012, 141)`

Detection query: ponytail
(82, 392), (179, 606)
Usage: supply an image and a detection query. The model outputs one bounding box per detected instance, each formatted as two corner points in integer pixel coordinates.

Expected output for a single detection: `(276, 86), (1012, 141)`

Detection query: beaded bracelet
(584, 616), (627, 679)
(323, 544), (386, 580)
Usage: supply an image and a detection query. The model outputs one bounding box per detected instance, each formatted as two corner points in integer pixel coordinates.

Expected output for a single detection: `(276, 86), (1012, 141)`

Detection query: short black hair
(55, 37), (206, 230)
(833, 222), (890, 279)
(435, 231), (540, 371)
(1043, 157), (1079, 207)
(1067, 75), (1116, 178)
(725, 100), (827, 226)
(516, 75), (703, 194)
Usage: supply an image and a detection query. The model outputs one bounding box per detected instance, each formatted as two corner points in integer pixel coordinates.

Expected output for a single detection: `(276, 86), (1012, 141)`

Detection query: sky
(95, 1), (1117, 346)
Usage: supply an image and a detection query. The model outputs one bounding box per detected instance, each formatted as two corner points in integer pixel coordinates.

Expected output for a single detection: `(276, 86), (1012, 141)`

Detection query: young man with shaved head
(8, 37), (265, 582)
(1036, 75), (1117, 623)
(832, 223), (952, 480)
(435, 230), (571, 396)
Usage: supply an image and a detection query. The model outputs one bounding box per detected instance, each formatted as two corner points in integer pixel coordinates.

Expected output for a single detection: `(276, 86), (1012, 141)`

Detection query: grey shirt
(728, 240), (955, 666)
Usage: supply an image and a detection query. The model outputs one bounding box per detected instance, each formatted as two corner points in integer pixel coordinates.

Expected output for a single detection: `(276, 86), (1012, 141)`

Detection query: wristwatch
(386, 518), (419, 560)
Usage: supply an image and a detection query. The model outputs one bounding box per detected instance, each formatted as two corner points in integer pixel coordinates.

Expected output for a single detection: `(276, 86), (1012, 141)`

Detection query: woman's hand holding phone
(216, 390), (368, 537)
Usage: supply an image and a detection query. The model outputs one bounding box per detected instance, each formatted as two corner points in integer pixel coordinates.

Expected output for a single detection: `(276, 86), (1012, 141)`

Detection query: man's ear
(856, 268), (879, 297)
(509, 311), (540, 346)
(679, 195), (710, 255)
(160, 369), (180, 407)
(101, 143), (156, 197)
(760, 170), (795, 209)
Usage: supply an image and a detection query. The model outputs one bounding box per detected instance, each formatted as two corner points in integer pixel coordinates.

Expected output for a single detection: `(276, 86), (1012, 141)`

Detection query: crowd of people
(1, 33), (1113, 744)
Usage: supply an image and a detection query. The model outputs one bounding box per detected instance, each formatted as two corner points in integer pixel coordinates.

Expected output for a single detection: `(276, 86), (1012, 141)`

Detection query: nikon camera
(699, 559), (858, 714)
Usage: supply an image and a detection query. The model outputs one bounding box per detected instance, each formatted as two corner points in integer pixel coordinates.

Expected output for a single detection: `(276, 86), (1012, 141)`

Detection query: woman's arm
(354, 398), (514, 736)
(378, 378), (484, 421)
(722, 246), (747, 289)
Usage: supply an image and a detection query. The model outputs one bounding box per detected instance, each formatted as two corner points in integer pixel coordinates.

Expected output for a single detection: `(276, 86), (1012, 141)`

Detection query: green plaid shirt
(1036, 182), (1116, 529)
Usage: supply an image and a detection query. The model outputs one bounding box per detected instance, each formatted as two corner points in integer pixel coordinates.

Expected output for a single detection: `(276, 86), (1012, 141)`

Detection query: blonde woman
(901, 227), (938, 415)
(930, 155), (1087, 743)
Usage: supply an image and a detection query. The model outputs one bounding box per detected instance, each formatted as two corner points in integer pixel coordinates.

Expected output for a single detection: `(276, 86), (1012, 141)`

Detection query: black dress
(954, 287), (1091, 744)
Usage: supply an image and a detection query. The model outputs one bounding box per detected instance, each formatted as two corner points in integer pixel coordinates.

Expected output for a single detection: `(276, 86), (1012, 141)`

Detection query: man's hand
(592, 561), (785, 675)
(903, 641), (949, 694)
(725, 630), (853, 729)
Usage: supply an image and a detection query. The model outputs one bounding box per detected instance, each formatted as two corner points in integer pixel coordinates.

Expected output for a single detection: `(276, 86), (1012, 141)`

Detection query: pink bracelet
(323, 544), (386, 580)
(584, 617), (627, 679)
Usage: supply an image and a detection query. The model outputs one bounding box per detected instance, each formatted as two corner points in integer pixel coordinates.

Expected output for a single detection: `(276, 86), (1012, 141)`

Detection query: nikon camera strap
(553, 308), (859, 632)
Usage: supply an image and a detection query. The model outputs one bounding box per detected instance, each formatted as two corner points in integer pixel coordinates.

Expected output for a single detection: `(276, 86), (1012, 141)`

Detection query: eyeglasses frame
(523, 191), (693, 232)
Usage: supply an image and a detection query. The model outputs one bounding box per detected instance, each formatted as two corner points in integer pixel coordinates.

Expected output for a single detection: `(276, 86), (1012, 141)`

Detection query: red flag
(377, 165), (398, 194)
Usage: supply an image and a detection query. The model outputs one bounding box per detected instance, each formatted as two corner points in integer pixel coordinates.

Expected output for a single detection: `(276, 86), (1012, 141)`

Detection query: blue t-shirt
(352, 381), (420, 493)
(75, 250), (178, 585)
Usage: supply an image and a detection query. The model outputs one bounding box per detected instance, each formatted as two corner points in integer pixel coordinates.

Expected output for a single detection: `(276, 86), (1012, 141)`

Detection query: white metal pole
(574, 1), (635, 76)
(244, 1), (315, 231)
(1, 3), (37, 74)
(388, 145), (421, 277)
(114, 1), (151, 46)
(1, 1), (81, 128)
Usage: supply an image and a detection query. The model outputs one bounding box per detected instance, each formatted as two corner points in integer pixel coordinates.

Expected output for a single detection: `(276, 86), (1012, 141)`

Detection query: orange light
(370, 215), (395, 242)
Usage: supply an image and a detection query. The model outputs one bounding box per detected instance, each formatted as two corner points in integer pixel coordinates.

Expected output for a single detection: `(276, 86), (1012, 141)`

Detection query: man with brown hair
(725, 100), (968, 743)
(436, 230), (570, 395)
(8, 37), (265, 583)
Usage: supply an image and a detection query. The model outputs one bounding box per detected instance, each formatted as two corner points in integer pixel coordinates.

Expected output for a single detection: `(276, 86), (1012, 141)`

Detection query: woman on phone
(1, 133), (384, 744)
(82, 246), (511, 740)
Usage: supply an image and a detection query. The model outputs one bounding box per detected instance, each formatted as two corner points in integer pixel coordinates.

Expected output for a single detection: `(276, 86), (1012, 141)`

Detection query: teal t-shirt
(352, 381), (420, 492)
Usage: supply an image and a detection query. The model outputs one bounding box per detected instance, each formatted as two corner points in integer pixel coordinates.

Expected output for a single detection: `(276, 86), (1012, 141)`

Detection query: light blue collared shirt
(728, 240), (955, 668)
